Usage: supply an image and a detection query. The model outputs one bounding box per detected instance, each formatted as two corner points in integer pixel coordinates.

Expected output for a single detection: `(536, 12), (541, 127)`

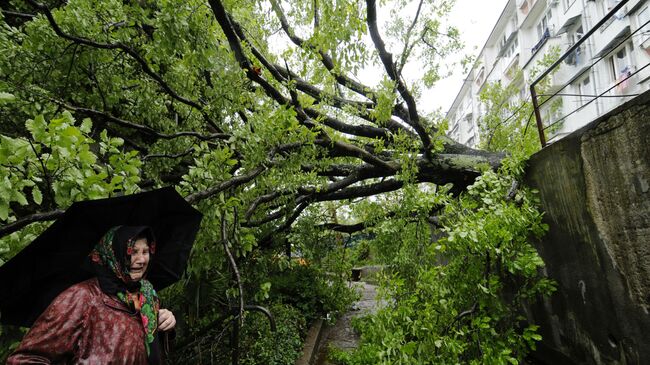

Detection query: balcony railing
(530, 0), (633, 147)
(532, 28), (551, 54)
(563, 44), (585, 66)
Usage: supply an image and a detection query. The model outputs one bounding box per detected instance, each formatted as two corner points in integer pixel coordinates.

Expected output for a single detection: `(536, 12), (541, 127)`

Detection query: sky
(428, 0), (509, 114)
(269, 0), (510, 115)
(355, 0), (509, 115)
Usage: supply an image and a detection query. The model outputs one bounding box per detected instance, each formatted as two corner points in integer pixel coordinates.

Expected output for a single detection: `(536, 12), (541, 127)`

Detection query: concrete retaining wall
(525, 90), (650, 364)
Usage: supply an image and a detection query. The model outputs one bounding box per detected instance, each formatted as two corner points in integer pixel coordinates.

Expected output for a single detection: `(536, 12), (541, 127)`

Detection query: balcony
(503, 54), (522, 84)
(518, 0), (538, 17)
(594, 6), (632, 56)
(524, 35), (563, 88)
(550, 43), (592, 89)
(594, 25), (631, 58)
(556, 1), (582, 35)
(519, 0), (547, 28)
(532, 28), (551, 54)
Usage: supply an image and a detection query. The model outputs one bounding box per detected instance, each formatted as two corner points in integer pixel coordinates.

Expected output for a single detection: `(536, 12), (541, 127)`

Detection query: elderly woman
(7, 225), (176, 364)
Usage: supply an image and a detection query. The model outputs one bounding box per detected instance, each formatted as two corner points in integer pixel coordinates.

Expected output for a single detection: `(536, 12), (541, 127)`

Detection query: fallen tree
(0, 1), (553, 364)
(0, 0), (500, 244)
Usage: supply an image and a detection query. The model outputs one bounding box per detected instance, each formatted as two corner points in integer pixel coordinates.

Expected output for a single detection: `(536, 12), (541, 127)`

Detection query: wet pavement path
(313, 282), (379, 365)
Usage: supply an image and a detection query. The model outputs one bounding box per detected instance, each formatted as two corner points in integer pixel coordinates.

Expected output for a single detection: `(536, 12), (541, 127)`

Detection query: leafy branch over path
(1, 0), (499, 242)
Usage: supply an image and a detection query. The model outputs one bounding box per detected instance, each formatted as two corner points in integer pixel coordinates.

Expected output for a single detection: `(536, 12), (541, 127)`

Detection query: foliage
(477, 47), (562, 157)
(330, 160), (554, 364)
(0, 113), (141, 263)
(0, 0), (544, 363)
(238, 303), (307, 365)
(268, 262), (358, 323)
(168, 302), (306, 365)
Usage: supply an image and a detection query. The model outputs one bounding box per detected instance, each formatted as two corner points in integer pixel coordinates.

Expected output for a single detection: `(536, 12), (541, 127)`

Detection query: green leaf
(402, 341), (416, 355)
(0, 92), (16, 104)
(0, 201), (8, 221)
(80, 118), (93, 133)
(32, 186), (43, 205)
(13, 191), (28, 206)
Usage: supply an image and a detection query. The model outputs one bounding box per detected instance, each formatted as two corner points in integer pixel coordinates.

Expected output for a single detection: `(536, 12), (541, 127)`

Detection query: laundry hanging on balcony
(532, 28), (550, 54)
(616, 65), (632, 92)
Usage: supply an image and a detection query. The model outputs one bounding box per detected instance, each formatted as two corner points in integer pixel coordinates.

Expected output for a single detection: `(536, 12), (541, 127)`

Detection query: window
(511, 37), (519, 57)
(577, 75), (591, 106)
(502, 37), (519, 59)
(475, 67), (485, 87)
(609, 48), (625, 81)
(563, 0), (576, 12)
(499, 34), (508, 51)
(608, 43), (634, 91)
(640, 6), (650, 26)
(537, 11), (551, 40)
(466, 116), (474, 131)
(638, 6), (650, 43)
(450, 122), (459, 134)
(603, 0), (621, 13)
(532, 9), (553, 53)
(569, 25), (584, 44)
(565, 25), (585, 65)
(602, 0), (626, 19)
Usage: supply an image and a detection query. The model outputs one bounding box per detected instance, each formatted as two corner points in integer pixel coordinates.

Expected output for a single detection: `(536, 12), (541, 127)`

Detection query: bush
(269, 264), (357, 323)
(239, 303), (307, 365)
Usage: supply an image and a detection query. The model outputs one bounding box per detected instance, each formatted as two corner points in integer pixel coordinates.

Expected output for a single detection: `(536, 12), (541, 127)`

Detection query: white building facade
(446, 0), (650, 147)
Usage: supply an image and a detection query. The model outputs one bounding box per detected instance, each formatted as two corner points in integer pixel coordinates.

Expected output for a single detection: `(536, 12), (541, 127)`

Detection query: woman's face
(129, 238), (150, 281)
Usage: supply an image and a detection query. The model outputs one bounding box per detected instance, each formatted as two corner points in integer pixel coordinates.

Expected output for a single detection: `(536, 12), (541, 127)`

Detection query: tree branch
(443, 302), (478, 335)
(0, 210), (64, 238)
(185, 165), (266, 204)
(1, 10), (36, 19)
(24, 0), (221, 132)
(54, 100), (230, 141)
(209, 0), (289, 107)
(228, 15), (403, 139)
(244, 191), (285, 221)
(315, 139), (397, 172)
(365, 0), (434, 160)
(143, 148), (195, 160)
(221, 211), (244, 326)
(314, 178), (404, 202)
(257, 201), (309, 249)
(397, 0), (425, 75)
(269, 0), (377, 101)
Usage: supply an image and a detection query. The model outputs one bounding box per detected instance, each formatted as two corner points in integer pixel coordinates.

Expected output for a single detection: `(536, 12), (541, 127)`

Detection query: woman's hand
(158, 308), (176, 331)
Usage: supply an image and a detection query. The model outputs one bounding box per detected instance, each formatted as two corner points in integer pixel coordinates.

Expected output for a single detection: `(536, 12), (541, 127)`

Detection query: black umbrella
(0, 187), (202, 327)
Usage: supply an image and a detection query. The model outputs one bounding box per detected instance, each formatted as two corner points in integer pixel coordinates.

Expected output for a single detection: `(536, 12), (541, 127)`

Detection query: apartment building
(446, 0), (650, 147)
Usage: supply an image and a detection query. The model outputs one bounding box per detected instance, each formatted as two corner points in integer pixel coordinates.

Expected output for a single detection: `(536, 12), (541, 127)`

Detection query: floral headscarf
(89, 226), (159, 356)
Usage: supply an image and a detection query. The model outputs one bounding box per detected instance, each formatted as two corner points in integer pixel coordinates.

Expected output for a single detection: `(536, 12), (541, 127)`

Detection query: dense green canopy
(0, 0), (501, 243)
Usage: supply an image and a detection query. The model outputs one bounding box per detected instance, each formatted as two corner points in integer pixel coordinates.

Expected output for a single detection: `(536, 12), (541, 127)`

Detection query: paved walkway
(313, 282), (379, 365)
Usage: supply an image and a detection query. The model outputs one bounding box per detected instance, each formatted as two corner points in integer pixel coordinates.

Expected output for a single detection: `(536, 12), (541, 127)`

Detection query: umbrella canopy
(0, 187), (202, 327)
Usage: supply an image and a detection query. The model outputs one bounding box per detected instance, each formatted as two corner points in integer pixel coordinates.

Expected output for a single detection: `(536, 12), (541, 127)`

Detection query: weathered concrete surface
(525, 89), (650, 364)
(295, 319), (324, 365)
